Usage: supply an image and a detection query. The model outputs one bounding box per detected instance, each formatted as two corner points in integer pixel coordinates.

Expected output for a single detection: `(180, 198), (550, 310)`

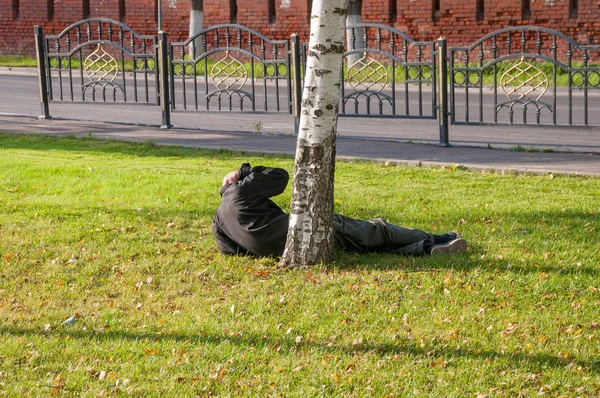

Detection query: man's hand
(222, 170), (240, 186)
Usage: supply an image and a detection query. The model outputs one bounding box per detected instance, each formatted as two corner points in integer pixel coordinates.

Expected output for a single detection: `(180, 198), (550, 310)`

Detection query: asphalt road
(1, 67), (599, 153)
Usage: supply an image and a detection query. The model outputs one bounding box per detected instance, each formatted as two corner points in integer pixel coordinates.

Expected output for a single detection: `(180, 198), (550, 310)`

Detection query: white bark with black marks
(279, 0), (348, 268)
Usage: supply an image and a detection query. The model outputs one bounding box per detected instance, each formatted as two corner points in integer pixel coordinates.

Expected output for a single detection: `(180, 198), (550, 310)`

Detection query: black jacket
(212, 164), (290, 257)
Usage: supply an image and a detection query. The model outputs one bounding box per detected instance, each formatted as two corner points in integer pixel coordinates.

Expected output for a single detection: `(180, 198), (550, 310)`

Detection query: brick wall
(1, 0), (599, 57)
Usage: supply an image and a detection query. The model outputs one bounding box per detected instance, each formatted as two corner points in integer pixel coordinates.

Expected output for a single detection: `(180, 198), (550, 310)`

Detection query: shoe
(430, 238), (467, 255)
(433, 232), (460, 245)
(446, 232), (460, 241)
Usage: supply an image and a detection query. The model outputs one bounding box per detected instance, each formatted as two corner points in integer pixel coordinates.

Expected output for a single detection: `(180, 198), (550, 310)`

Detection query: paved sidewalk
(1, 114), (599, 176)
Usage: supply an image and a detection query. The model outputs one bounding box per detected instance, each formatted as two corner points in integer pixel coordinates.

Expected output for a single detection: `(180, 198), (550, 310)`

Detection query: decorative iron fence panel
(302, 23), (437, 119)
(38, 19), (159, 106)
(169, 24), (291, 113)
(33, 21), (600, 146)
(448, 26), (600, 127)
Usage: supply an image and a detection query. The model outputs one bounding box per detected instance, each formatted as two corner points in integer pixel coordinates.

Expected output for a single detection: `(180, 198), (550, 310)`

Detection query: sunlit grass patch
(0, 133), (598, 396)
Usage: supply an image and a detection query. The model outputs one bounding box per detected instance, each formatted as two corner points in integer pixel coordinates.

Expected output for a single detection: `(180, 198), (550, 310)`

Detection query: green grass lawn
(0, 133), (598, 396)
(0, 56), (38, 68)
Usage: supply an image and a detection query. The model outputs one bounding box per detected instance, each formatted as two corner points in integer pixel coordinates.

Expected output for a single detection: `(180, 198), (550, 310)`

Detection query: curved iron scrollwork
(343, 90), (393, 116)
(449, 26), (600, 126)
(494, 57), (553, 123)
(341, 23), (437, 118)
(347, 53), (388, 92)
(500, 57), (549, 101)
(81, 43), (124, 101)
(496, 98), (553, 125)
(206, 89), (253, 111)
(210, 51), (248, 91)
(84, 43), (119, 82)
(169, 24), (290, 113)
(43, 18), (159, 104)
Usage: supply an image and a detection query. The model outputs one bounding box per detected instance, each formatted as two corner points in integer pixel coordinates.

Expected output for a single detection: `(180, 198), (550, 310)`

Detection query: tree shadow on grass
(329, 245), (599, 278)
(2, 325), (598, 374)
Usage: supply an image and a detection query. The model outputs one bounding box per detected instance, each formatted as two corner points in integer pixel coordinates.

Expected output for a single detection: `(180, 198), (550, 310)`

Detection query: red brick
(1, 0), (599, 59)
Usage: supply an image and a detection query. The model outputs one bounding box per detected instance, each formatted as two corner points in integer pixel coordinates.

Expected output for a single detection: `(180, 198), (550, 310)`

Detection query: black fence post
(159, 30), (172, 129)
(34, 25), (51, 119)
(437, 36), (449, 146)
(290, 33), (302, 134)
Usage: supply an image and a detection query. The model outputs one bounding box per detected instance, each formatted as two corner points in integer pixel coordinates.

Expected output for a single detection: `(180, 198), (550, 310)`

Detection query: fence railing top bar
(342, 48), (433, 65)
(449, 46), (472, 52)
(409, 41), (437, 47)
(451, 53), (570, 70)
(171, 47), (289, 63)
(175, 23), (290, 47)
(46, 18), (155, 41)
(45, 39), (156, 57)
(579, 44), (600, 51)
(345, 23), (436, 45)
(454, 25), (590, 52)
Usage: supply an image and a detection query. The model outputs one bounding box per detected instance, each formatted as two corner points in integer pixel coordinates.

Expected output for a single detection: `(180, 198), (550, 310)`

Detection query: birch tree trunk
(346, 0), (364, 67)
(279, 0), (347, 268)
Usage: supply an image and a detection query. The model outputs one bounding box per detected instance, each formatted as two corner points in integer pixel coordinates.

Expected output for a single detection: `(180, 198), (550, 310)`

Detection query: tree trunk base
(279, 136), (337, 268)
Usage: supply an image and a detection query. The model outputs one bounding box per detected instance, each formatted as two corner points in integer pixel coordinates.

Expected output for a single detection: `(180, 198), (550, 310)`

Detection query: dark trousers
(333, 214), (434, 255)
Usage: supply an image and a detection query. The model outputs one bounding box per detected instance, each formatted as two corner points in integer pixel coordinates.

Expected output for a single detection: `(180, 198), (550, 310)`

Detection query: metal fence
(338, 23), (436, 119)
(169, 24), (291, 114)
(35, 19), (161, 117)
(446, 26), (600, 128)
(34, 21), (600, 147)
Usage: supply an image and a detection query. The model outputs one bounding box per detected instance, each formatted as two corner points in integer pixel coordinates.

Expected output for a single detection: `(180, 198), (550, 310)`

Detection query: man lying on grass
(212, 163), (467, 257)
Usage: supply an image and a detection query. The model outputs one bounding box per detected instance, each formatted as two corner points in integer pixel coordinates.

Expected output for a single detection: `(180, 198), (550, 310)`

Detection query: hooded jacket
(212, 164), (290, 256)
